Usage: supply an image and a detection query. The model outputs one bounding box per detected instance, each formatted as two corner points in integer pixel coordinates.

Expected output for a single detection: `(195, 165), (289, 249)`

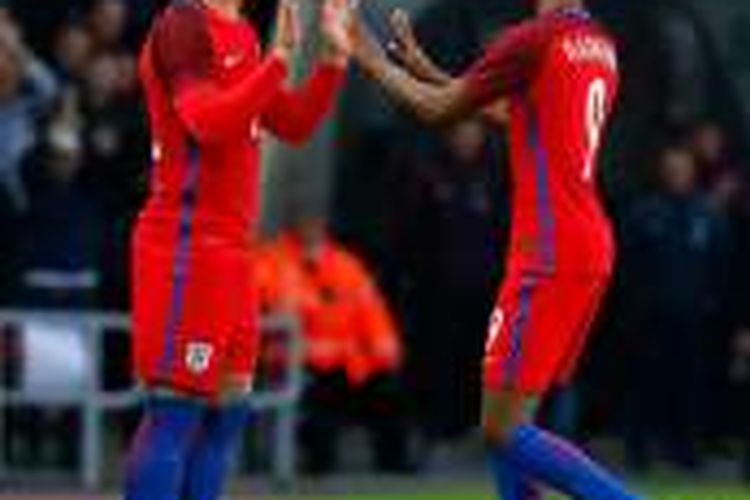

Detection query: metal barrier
(0, 310), (304, 489)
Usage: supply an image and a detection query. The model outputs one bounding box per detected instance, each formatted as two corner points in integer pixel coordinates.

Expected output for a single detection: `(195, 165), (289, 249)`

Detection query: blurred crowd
(0, 0), (749, 483)
(0, 0), (148, 311)
(614, 121), (750, 473)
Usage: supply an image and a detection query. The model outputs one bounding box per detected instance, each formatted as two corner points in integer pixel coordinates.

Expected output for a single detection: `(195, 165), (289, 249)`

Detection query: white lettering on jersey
(562, 35), (617, 72)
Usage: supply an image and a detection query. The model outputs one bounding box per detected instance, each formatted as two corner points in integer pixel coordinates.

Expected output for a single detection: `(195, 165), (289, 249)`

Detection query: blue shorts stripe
(503, 277), (538, 384)
(525, 97), (556, 272)
(500, 97), (557, 385)
(158, 144), (201, 377)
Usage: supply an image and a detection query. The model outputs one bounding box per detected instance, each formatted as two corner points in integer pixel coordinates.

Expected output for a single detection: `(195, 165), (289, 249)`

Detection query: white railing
(0, 310), (304, 489)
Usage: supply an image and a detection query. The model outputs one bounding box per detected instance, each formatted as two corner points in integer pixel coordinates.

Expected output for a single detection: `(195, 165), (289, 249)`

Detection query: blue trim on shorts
(158, 142), (201, 377)
(525, 97), (556, 272)
(504, 276), (538, 384)
(501, 98), (557, 383)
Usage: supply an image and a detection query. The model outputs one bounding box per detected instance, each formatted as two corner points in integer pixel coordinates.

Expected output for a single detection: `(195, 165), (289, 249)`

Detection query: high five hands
(318, 3), (448, 86)
(272, 0), (302, 62)
(272, 0), (359, 68)
(321, 0), (356, 66)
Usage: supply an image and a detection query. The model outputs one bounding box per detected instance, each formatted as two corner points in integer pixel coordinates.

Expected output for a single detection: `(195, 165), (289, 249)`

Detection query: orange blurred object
(256, 230), (402, 386)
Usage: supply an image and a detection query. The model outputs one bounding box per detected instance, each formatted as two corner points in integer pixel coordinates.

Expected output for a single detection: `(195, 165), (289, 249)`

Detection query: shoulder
(486, 15), (555, 51)
(480, 12), (575, 66)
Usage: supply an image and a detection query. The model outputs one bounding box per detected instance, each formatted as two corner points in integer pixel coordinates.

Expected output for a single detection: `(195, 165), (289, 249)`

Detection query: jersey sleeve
(461, 17), (552, 107)
(262, 62), (345, 145)
(152, 5), (287, 144)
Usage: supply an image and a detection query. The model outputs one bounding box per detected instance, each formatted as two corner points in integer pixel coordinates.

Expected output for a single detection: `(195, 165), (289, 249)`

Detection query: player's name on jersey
(562, 34), (617, 71)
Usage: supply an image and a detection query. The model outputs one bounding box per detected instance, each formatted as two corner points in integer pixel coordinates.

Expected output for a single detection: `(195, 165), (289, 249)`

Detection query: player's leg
(484, 389), (639, 500)
(482, 279), (544, 499)
(182, 317), (259, 500)
(181, 378), (254, 500)
(483, 389), (543, 499)
(124, 325), (227, 500)
(127, 239), (255, 500)
(124, 394), (205, 500)
(483, 275), (640, 499)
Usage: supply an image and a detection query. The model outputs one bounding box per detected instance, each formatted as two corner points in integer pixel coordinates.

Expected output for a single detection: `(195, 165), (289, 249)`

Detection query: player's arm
(153, 2), (297, 144)
(262, 0), (350, 144)
(347, 13), (470, 126)
(348, 13), (547, 127)
(387, 8), (509, 125)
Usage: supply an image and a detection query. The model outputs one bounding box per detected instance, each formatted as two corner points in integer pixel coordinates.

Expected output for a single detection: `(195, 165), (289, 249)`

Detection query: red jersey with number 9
(464, 8), (619, 278)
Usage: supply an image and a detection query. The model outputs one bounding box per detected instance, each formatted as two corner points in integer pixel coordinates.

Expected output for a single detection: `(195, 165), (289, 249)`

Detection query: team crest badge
(186, 342), (214, 375)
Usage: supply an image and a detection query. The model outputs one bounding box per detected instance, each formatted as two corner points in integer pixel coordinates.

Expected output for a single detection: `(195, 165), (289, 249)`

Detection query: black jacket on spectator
(619, 192), (733, 468)
(621, 194), (731, 318)
(13, 152), (105, 309)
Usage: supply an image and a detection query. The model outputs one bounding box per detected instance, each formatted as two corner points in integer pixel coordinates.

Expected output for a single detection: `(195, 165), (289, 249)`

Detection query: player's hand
(320, 0), (354, 67)
(387, 9), (429, 78)
(272, 0), (301, 63)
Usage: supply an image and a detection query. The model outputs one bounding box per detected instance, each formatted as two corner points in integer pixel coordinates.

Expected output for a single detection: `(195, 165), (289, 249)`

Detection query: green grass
(274, 480), (750, 499)
(383, 493), (746, 500)
(302, 487), (749, 499)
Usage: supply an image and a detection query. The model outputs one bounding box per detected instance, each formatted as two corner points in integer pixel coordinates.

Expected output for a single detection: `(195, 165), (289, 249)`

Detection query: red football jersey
(464, 8), (620, 277)
(137, 0), (344, 246)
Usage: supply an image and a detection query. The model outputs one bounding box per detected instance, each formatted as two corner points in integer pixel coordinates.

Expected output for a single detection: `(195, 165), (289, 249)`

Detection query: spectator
(687, 121), (748, 206)
(81, 52), (145, 214)
(257, 216), (413, 475)
(687, 122), (750, 442)
(79, 52), (146, 308)
(51, 21), (93, 84)
(4, 90), (94, 470)
(384, 120), (504, 443)
(13, 90), (104, 309)
(6, 1), (87, 57)
(87, 0), (128, 54)
(0, 14), (57, 212)
(620, 145), (732, 471)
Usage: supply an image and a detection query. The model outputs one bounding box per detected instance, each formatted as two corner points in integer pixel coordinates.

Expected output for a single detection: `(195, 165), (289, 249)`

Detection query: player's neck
(536, 0), (584, 16)
(202, 0), (243, 21)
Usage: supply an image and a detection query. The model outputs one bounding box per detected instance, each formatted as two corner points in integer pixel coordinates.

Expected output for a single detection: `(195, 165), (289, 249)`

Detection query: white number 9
(583, 78), (607, 182)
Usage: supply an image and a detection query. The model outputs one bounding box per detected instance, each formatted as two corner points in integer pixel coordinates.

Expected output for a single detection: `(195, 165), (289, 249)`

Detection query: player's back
(137, 1), (264, 248)
(505, 9), (619, 278)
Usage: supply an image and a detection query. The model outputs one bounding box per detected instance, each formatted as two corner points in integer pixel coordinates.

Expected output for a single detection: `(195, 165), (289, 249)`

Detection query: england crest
(185, 342), (214, 375)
